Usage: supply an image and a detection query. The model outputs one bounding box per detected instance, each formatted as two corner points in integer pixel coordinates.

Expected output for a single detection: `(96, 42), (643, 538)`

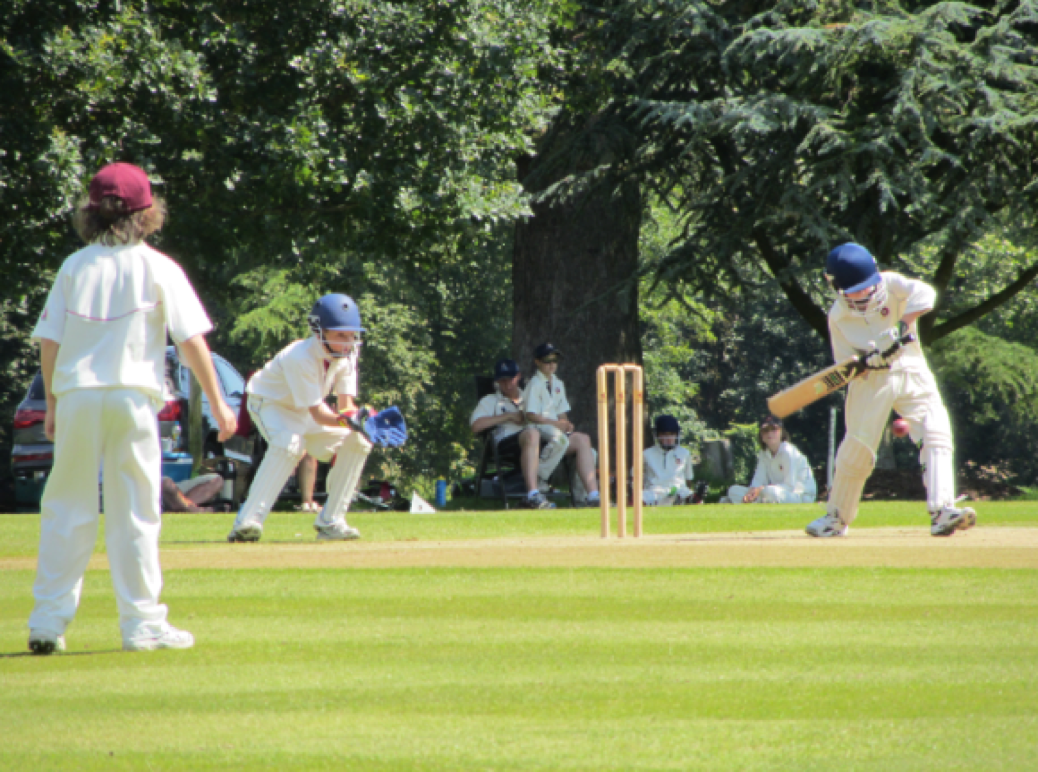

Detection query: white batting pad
(536, 426), (569, 483)
(317, 431), (373, 526)
(827, 435), (876, 525)
(238, 445), (302, 527)
(922, 445), (956, 512)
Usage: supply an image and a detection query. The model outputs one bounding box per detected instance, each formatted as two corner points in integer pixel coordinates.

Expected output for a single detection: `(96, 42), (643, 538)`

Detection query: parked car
(11, 346), (255, 507)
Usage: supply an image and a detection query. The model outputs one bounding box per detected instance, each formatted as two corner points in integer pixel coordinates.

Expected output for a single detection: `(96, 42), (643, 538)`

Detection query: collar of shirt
(530, 370), (551, 389)
(495, 390), (523, 410)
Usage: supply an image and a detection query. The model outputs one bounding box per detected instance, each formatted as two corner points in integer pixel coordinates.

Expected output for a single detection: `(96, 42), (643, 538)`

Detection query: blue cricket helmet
(825, 243), (882, 293)
(308, 294), (364, 358)
(654, 415), (681, 435)
(653, 415), (681, 449)
(826, 243), (888, 317)
(308, 293), (365, 335)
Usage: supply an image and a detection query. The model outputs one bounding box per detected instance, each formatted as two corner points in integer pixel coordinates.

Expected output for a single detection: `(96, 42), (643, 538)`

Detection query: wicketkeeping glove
(348, 406), (408, 448)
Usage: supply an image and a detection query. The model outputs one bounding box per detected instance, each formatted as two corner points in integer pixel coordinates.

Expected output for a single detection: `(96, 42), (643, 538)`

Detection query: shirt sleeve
(155, 253), (213, 344)
(641, 450), (655, 489)
(791, 446), (818, 495)
(470, 395), (496, 427)
(684, 451), (695, 483)
(889, 273), (936, 317)
(335, 353), (358, 398)
(556, 379), (572, 415)
(750, 454), (768, 488)
(524, 378), (546, 416)
(31, 265), (69, 344)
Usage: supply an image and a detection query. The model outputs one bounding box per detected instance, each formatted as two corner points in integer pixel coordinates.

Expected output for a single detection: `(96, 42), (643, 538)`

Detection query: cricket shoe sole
(931, 505), (977, 537)
(28, 631), (66, 655)
(805, 512), (849, 538)
(227, 521), (263, 542)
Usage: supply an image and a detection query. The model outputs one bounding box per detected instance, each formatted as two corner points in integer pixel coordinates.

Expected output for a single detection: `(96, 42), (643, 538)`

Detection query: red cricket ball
(892, 418), (910, 438)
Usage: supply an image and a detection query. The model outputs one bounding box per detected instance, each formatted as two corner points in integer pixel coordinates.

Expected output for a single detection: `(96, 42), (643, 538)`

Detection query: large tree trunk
(512, 157), (643, 441)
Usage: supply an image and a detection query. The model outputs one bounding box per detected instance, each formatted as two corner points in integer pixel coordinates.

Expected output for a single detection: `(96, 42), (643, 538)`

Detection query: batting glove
(864, 323), (910, 370)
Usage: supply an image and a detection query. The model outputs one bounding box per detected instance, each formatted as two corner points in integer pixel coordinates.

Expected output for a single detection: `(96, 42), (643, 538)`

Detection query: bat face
(766, 333), (915, 418)
(768, 357), (863, 418)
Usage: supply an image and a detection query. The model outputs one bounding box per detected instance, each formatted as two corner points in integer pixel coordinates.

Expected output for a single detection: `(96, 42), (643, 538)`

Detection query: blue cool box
(162, 452), (193, 483)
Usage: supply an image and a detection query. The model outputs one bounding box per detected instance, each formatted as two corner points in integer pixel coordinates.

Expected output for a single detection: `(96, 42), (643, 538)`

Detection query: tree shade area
(2, 0), (1037, 501)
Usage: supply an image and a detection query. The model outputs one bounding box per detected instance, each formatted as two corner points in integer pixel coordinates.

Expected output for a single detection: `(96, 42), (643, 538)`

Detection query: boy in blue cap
(471, 359), (554, 509)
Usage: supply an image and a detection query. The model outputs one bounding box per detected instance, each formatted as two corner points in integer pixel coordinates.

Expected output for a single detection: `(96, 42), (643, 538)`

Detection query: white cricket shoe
(315, 519), (361, 541)
(28, 630), (66, 655)
(930, 505), (977, 537)
(227, 509), (263, 542)
(805, 511), (848, 538)
(123, 625), (195, 652)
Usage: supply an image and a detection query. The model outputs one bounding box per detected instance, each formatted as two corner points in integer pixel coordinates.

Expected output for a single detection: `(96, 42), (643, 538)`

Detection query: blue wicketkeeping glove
(352, 406), (408, 448)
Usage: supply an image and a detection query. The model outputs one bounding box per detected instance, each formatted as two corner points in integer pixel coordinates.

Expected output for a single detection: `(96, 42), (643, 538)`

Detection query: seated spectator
(724, 416), (817, 504)
(161, 473), (225, 513)
(642, 415), (706, 506)
(470, 359), (555, 509)
(522, 343), (601, 508)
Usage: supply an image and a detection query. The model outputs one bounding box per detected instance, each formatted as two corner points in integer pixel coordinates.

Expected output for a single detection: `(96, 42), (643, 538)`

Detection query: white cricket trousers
(29, 388), (169, 641)
(829, 366), (955, 524)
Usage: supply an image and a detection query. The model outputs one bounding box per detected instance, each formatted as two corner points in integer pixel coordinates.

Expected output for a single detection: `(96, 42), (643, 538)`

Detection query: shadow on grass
(1, 649), (123, 659)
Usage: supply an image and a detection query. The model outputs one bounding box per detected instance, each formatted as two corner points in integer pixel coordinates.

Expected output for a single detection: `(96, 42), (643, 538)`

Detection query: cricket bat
(766, 334), (915, 418)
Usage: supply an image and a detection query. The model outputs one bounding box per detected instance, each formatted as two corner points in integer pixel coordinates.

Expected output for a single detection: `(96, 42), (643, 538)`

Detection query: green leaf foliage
(0, 0), (561, 500)
(554, 1), (1038, 343)
(929, 326), (1038, 481)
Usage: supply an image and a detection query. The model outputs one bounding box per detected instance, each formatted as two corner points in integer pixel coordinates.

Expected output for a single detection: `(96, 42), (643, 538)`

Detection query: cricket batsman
(806, 243), (976, 538)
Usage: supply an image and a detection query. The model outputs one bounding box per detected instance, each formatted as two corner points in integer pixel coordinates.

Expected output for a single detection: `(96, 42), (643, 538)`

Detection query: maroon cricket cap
(87, 163), (153, 213)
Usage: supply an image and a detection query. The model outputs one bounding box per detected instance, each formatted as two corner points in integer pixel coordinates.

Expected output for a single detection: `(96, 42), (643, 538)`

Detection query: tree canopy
(3, 0), (1038, 502)
(551, 0), (1038, 343)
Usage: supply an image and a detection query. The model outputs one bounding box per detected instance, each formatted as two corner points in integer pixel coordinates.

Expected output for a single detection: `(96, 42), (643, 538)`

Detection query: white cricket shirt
(32, 241), (212, 402)
(828, 272), (936, 372)
(749, 441), (817, 497)
(247, 337), (358, 411)
(523, 370), (571, 420)
(642, 444), (695, 491)
(470, 390), (526, 443)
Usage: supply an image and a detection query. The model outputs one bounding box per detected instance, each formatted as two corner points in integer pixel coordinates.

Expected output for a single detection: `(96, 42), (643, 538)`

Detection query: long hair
(758, 424), (790, 450)
(73, 195), (166, 245)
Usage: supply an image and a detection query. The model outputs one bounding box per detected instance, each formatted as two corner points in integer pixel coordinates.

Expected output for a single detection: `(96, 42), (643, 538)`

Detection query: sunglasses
(541, 356), (559, 364)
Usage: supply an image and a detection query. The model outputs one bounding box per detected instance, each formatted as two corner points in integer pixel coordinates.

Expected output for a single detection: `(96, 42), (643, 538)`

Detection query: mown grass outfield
(2, 501), (1038, 771)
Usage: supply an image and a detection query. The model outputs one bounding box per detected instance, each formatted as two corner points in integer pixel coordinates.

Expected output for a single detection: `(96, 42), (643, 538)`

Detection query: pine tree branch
(752, 230), (830, 343)
(927, 260), (1038, 344)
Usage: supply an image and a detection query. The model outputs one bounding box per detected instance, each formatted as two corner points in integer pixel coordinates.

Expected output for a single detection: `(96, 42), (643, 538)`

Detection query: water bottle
(221, 460), (236, 501)
(435, 479), (447, 508)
